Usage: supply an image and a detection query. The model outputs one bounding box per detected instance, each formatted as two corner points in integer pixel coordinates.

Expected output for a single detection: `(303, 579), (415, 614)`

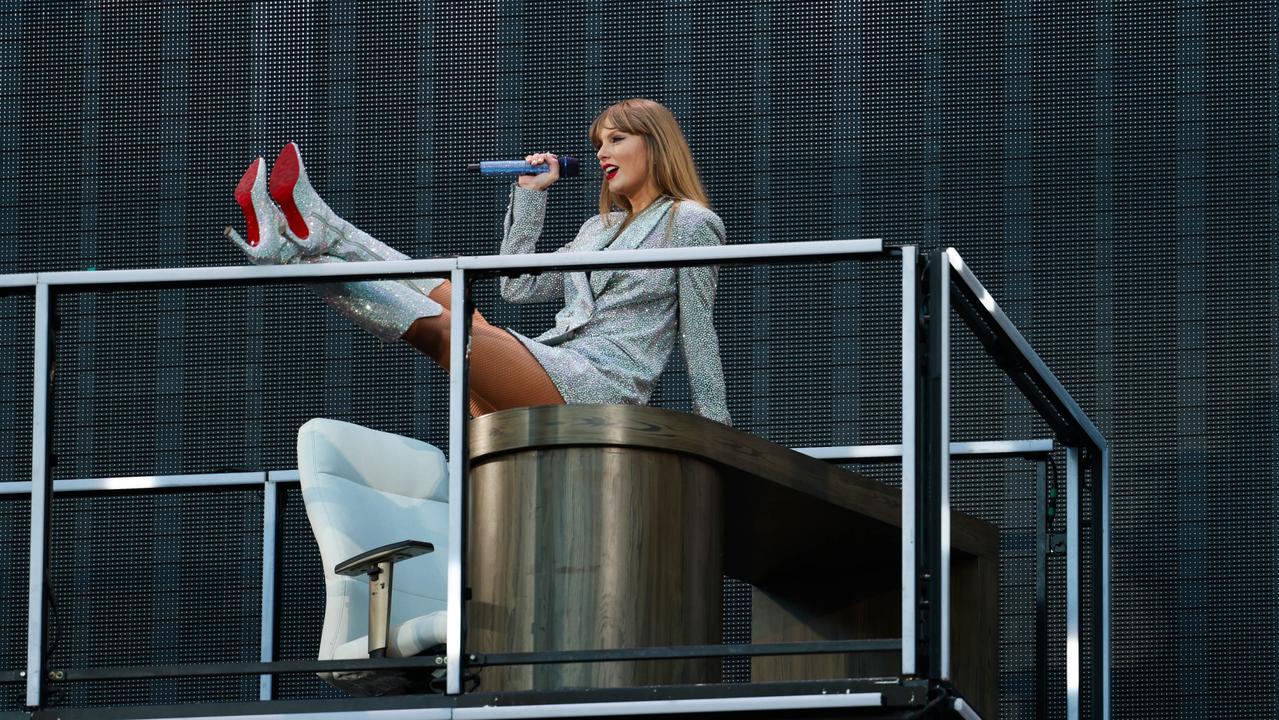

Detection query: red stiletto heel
(269, 142), (311, 239)
(227, 155), (301, 265)
(234, 157), (265, 246)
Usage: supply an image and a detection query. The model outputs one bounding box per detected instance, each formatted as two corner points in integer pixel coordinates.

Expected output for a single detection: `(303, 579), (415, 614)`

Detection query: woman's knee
(405, 312), (451, 359)
(428, 282), (491, 326)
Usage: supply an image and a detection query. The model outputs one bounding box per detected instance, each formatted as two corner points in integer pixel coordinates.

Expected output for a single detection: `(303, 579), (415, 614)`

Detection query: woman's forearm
(499, 184), (566, 303)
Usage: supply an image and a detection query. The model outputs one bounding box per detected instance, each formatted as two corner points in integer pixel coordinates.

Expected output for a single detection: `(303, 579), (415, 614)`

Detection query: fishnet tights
(400, 282), (565, 417)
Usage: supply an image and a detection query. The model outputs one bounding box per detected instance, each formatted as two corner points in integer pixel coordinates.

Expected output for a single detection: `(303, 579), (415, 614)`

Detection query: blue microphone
(464, 157), (581, 177)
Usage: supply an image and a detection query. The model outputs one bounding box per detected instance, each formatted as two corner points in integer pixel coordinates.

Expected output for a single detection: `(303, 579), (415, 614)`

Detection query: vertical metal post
(937, 250), (951, 679)
(446, 268), (468, 695)
(899, 246), (918, 676)
(1035, 459), (1049, 720)
(1066, 446), (1081, 720)
(915, 250), (944, 678)
(259, 474), (279, 700)
(26, 283), (51, 708)
(1091, 448), (1111, 720)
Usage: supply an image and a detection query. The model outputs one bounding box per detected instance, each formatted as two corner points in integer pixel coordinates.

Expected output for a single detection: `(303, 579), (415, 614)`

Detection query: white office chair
(296, 417), (449, 695)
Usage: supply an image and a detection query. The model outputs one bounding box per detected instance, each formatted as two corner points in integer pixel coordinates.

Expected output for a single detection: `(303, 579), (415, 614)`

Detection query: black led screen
(1, 1), (1276, 718)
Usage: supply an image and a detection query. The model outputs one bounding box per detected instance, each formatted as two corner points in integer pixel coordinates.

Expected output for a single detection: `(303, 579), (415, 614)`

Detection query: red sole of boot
(233, 160), (261, 246)
(269, 143), (311, 239)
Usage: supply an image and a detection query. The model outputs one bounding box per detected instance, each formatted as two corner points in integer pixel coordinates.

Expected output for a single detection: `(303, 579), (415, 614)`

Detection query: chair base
(325, 645), (446, 696)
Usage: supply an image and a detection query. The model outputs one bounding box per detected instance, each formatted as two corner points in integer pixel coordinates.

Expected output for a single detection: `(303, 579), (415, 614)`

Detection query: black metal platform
(21, 677), (968, 720)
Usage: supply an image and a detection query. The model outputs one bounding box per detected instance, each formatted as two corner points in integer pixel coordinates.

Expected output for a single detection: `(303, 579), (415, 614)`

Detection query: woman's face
(595, 123), (652, 200)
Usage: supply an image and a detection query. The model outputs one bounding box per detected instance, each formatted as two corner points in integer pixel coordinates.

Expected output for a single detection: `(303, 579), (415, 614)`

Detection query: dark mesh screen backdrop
(0, 1), (1275, 717)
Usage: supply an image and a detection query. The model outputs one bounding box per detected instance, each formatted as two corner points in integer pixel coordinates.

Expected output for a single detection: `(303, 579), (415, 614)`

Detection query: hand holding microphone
(463, 153), (581, 192)
(516, 153), (560, 192)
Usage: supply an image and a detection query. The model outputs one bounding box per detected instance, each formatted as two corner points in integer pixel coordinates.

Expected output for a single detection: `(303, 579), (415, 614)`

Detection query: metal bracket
(1048, 533), (1067, 556)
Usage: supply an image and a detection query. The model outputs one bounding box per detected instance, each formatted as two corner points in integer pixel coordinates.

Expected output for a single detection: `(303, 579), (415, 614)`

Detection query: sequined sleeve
(499, 184), (565, 303)
(677, 217), (732, 426)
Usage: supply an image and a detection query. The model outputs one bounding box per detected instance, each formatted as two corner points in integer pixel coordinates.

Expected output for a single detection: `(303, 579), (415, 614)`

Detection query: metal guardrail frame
(2, 240), (1110, 719)
(942, 247), (1111, 720)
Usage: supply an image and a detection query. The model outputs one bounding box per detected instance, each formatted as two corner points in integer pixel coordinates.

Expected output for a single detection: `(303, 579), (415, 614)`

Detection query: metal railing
(2, 240), (1109, 719)
(944, 248), (1111, 720)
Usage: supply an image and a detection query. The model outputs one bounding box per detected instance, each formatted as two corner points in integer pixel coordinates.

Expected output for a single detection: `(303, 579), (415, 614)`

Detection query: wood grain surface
(467, 444), (722, 691)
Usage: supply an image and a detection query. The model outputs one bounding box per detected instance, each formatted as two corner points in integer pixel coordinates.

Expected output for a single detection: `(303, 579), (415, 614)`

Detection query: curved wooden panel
(466, 443), (722, 691)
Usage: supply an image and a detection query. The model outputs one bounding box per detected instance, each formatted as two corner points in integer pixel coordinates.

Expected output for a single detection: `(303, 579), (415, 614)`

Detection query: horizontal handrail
(0, 239), (887, 291)
(22, 639), (902, 683)
(0, 438), (1053, 495)
(0, 272), (37, 288)
(468, 639), (902, 667)
(797, 438), (1053, 462)
(0, 472), (267, 495)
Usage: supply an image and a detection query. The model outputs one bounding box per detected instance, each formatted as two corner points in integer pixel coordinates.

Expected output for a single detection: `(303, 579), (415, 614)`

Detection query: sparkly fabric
(500, 184), (731, 426)
(277, 160), (444, 298)
(298, 221), (445, 340)
(290, 209), (444, 299)
(228, 151), (443, 341)
(306, 256), (442, 342)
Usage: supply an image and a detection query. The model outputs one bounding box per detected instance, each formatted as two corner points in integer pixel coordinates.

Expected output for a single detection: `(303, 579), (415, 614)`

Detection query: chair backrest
(296, 418), (449, 660)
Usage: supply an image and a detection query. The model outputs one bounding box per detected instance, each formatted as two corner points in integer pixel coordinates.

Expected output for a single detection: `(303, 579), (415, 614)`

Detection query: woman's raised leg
(229, 148), (557, 413)
(401, 302), (565, 413)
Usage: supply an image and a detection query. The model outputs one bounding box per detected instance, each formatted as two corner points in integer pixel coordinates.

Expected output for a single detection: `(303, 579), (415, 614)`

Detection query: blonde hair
(589, 98), (710, 222)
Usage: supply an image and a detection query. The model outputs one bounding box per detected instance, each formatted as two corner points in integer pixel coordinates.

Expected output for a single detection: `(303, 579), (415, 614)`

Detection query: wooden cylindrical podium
(464, 404), (998, 716)
(467, 409), (724, 691)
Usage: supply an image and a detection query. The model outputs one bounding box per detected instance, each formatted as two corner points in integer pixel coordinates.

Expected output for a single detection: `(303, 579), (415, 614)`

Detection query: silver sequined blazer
(500, 185), (731, 426)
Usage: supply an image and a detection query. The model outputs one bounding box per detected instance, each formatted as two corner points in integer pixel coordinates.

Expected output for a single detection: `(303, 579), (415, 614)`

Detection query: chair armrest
(335, 540), (435, 659)
(336, 539), (434, 577)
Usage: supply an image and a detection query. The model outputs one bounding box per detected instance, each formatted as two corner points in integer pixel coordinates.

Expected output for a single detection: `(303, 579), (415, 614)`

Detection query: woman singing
(227, 98), (730, 425)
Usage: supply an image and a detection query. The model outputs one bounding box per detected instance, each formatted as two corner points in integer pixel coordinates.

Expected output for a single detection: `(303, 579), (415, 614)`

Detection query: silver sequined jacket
(500, 185), (731, 426)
